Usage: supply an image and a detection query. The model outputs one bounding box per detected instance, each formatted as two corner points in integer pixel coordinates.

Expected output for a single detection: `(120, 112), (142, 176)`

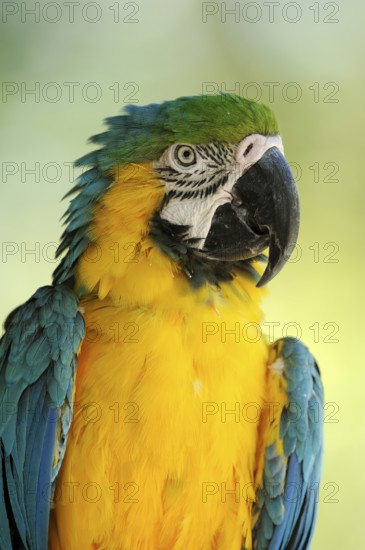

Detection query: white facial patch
(158, 173), (238, 248)
(154, 134), (284, 250)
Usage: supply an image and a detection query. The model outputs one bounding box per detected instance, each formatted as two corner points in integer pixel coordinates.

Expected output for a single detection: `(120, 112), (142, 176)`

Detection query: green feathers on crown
(76, 94), (279, 172)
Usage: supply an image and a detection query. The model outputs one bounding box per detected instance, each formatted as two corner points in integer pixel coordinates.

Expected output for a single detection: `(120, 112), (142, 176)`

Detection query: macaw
(0, 94), (323, 550)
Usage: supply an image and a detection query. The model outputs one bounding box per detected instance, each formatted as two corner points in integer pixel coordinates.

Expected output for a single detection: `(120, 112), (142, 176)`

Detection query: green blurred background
(0, 0), (363, 547)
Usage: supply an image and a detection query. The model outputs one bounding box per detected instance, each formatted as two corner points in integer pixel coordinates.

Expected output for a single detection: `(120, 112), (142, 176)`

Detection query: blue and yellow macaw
(0, 94), (323, 549)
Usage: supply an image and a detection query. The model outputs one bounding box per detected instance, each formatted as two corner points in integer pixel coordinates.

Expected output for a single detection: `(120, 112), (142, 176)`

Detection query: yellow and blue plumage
(0, 94), (323, 549)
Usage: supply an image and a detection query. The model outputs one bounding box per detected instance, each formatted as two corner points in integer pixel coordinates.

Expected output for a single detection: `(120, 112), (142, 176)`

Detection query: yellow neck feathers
(75, 163), (266, 317)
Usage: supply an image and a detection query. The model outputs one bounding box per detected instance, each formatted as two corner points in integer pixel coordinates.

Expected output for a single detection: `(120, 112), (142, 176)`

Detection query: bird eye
(173, 145), (197, 167)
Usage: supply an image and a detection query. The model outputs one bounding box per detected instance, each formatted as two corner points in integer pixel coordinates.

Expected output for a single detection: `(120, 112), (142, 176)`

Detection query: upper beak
(234, 146), (300, 286)
(203, 146), (300, 286)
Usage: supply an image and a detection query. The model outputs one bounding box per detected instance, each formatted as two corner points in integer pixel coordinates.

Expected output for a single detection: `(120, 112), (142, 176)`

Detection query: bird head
(53, 94), (299, 298)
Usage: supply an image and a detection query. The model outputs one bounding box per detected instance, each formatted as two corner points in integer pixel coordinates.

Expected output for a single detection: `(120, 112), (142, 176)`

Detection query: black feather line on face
(164, 172), (230, 202)
(149, 212), (264, 288)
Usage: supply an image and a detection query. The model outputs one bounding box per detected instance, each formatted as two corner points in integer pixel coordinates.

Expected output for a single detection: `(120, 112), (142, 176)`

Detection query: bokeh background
(0, 0), (363, 547)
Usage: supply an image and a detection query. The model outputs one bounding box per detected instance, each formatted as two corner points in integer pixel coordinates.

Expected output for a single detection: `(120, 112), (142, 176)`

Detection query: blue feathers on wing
(252, 337), (324, 550)
(0, 285), (84, 550)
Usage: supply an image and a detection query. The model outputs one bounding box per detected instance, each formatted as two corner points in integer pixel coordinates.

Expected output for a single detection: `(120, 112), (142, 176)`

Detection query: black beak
(203, 146), (300, 286)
